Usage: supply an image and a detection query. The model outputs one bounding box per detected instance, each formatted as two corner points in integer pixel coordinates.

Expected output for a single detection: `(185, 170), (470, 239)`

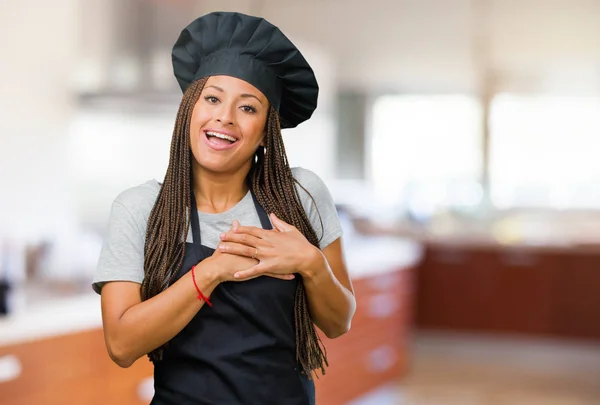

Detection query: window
(490, 94), (600, 209)
(370, 95), (483, 217)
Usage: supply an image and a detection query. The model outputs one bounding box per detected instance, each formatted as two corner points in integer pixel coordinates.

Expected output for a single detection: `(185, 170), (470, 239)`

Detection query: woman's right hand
(206, 220), (295, 283)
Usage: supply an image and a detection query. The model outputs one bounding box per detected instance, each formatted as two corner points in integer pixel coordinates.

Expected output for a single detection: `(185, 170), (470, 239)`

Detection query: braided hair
(141, 77), (328, 378)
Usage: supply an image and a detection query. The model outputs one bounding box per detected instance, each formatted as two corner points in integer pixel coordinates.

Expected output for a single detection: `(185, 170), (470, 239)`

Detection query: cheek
(190, 108), (210, 133)
(241, 116), (268, 145)
(189, 110), (211, 145)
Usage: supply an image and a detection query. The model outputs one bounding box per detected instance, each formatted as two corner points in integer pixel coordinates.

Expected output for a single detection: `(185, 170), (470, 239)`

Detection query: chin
(194, 154), (243, 173)
(196, 159), (230, 174)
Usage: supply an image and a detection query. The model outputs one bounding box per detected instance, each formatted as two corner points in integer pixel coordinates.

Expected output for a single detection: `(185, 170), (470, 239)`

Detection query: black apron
(151, 190), (315, 405)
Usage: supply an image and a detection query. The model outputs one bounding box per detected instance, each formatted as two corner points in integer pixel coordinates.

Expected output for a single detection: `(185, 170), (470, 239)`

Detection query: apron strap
(190, 190), (202, 244)
(250, 190), (273, 231)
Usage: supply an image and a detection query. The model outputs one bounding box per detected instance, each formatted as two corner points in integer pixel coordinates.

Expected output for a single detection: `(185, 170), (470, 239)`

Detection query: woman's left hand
(218, 214), (321, 280)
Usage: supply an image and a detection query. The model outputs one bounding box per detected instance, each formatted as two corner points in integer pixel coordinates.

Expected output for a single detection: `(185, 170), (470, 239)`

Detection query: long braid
(142, 79), (328, 376)
(141, 78), (207, 362)
(250, 106), (328, 378)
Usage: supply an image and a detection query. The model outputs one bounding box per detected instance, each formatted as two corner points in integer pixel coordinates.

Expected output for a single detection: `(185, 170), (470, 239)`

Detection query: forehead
(205, 76), (267, 101)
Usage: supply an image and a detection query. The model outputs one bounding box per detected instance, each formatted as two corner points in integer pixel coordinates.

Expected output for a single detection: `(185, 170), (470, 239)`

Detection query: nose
(216, 103), (235, 126)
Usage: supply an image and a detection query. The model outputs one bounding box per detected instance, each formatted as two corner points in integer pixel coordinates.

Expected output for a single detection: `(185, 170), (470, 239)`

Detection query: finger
(219, 231), (263, 248)
(234, 225), (270, 240)
(238, 273), (293, 281)
(265, 273), (295, 281)
(232, 219), (240, 231)
(218, 242), (257, 258)
(269, 213), (295, 232)
(233, 273), (260, 282)
(234, 263), (265, 280)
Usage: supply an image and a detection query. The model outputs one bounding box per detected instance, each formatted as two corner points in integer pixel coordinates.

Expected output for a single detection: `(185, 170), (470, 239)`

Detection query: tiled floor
(351, 331), (600, 405)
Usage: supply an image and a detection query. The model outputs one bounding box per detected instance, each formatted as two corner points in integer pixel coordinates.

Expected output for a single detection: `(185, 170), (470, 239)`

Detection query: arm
(100, 261), (219, 368)
(95, 195), (225, 368)
(299, 238), (355, 339)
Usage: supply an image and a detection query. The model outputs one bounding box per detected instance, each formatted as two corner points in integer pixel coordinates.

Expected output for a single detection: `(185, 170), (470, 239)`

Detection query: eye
(204, 95), (219, 104)
(240, 105), (257, 114)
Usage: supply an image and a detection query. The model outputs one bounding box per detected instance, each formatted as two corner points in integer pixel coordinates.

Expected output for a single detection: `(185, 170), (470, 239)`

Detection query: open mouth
(204, 130), (239, 146)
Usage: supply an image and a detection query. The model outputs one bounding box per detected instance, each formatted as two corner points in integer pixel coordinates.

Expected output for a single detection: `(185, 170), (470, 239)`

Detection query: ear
(259, 131), (266, 147)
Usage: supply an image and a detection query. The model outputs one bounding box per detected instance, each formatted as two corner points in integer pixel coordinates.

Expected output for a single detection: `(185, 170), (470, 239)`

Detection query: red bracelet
(191, 265), (212, 307)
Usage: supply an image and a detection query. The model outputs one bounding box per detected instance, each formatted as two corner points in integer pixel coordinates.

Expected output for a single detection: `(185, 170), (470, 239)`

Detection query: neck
(192, 163), (252, 214)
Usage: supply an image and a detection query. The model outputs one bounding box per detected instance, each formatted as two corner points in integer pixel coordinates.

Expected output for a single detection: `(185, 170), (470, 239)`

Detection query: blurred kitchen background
(2, 0), (600, 404)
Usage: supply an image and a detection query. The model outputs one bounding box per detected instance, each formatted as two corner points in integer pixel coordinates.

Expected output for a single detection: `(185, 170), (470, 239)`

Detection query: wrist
(298, 246), (325, 280)
(194, 257), (222, 289)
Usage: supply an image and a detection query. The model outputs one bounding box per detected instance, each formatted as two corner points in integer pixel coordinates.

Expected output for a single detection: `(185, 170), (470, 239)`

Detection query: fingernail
(234, 273), (240, 278)
(220, 233), (225, 239)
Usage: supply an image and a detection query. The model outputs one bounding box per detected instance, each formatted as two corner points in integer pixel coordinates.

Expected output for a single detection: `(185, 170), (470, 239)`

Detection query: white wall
(74, 0), (600, 95)
(68, 109), (176, 227)
(0, 0), (79, 242)
(260, 0), (600, 93)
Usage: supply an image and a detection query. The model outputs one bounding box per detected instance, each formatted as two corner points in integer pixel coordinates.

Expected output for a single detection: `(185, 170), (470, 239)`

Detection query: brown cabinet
(415, 243), (600, 340)
(553, 253), (600, 338)
(0, 330), (153, 405)
(315, 268), (413, 405)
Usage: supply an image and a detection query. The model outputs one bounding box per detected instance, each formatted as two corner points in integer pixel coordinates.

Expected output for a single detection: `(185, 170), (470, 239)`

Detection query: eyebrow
(205, 85), (264, 105)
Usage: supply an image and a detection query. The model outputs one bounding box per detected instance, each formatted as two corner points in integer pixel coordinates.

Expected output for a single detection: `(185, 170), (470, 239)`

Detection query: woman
(93, 11), (355, 405)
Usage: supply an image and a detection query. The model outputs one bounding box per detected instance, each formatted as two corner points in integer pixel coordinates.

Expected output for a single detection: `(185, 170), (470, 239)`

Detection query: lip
(202, 129), (240, 151)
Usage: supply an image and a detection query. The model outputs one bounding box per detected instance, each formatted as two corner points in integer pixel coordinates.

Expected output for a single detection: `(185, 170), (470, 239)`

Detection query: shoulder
(291, 167), (331, 198)
(290, 167), (342, 249)
(291, 166), (323, 184)
(113, 180), (161, 216)
(110, 180), (161, 230)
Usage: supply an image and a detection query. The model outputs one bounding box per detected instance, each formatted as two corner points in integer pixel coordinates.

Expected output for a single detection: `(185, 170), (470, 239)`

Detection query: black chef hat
(171, 12), (319, 129)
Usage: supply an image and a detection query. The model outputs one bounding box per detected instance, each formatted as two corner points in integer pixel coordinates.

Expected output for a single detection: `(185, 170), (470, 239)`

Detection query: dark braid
(250, 105), (328, 378)
(141, 77), (328, 378)
(141, 78), (206, 361)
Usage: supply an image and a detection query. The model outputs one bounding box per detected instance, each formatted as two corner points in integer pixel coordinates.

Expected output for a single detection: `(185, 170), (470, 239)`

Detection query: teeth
(206, 131), (237, 142)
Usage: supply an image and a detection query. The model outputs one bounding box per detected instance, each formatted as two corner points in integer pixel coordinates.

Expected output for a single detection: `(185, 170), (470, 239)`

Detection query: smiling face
(189, 75), (270, 176)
